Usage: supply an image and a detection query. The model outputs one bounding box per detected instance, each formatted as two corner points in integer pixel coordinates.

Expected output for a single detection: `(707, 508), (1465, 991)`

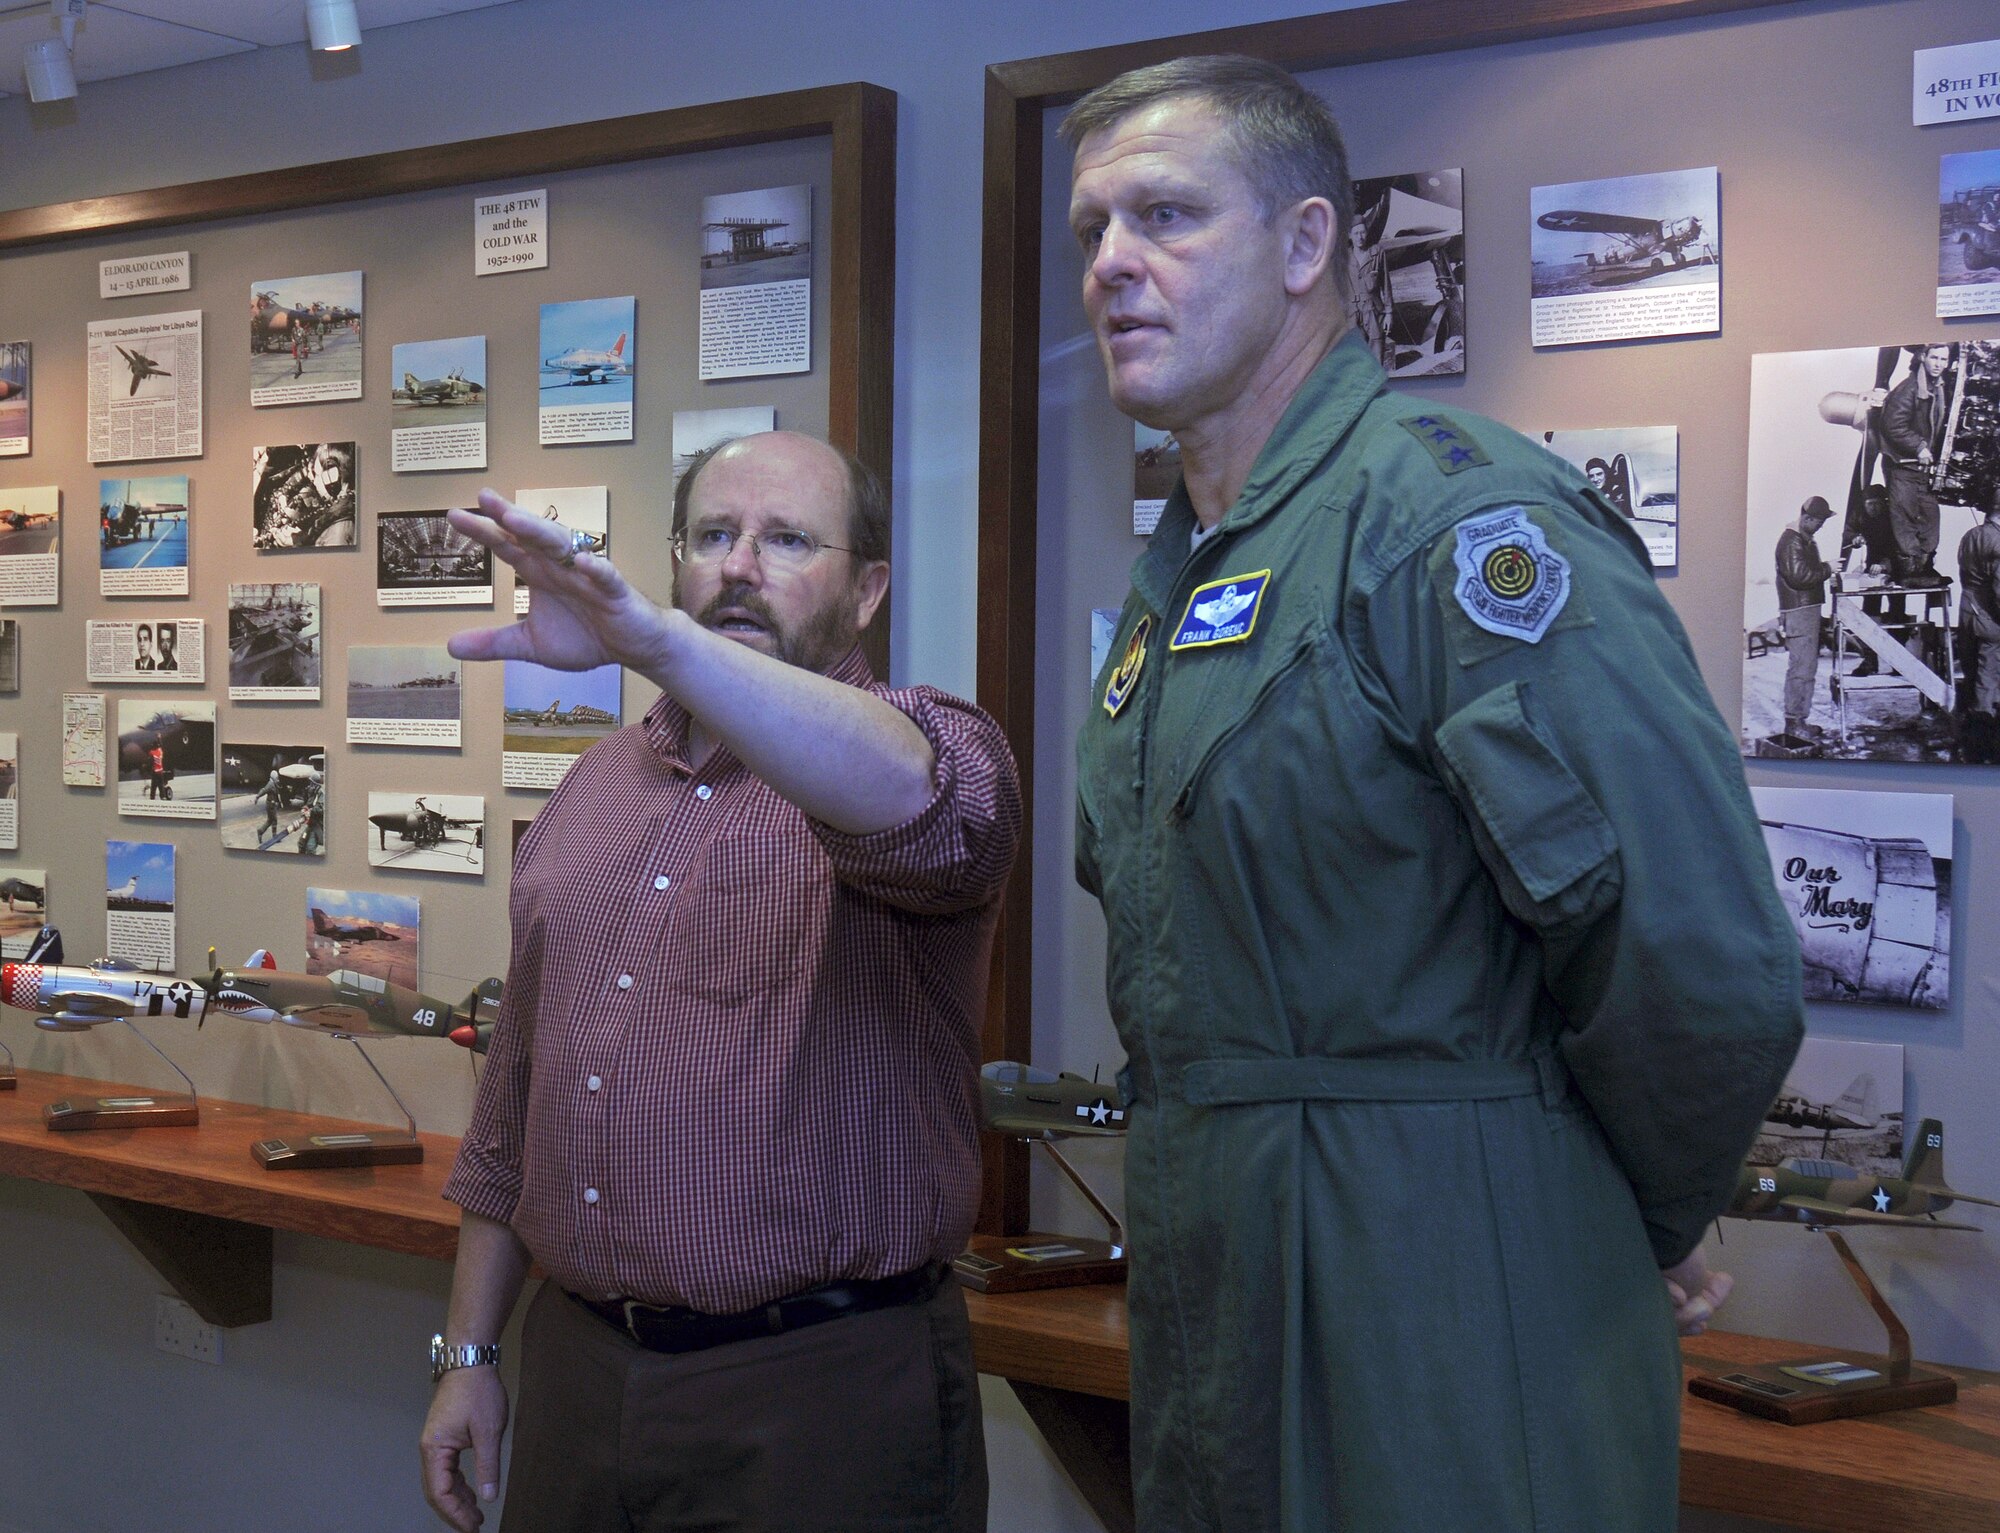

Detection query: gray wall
(0, 0), (1985, 1530)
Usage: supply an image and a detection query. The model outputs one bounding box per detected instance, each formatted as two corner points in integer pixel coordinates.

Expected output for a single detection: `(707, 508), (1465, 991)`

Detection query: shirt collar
(644, 643), (877, 773)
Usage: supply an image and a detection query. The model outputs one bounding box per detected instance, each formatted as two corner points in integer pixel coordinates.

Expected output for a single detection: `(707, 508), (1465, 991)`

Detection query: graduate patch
(1450, 507), (1570, 643)
(1169, 570), (1271, 650)
(1102, 613), (1153, 718)
(1399, 414), (1492, 475)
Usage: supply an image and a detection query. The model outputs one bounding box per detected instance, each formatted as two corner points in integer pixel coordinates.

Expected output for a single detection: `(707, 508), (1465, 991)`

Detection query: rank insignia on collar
(1450, 507), (1570, 643)
(1103, 613), (1153, 718)
(1399, 414), (1491, 474)
(1169, 569), (1271, 650)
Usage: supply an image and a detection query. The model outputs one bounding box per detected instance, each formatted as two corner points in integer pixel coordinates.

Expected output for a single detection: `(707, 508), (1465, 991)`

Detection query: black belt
(569, 1264), (946, 1355)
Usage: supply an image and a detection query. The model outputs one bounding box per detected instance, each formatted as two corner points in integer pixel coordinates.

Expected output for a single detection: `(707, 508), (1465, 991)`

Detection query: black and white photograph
(106, 838), (174, 972)
(85, 617), (206, 686)
(253, 442), (356, 549)
(1530, 167), (1719, 347)
(0, 866), (47, 958)
(229, 582), (321, 700)
(347, 644), (461, 748)
(391, 336), (487, 472)
(512, 486), (606, 614)
(1134, 424), (1179, 536)
(1741, 340), (2000, 761)
(1750, 785), (1952, 1013)
(0, 623), (17, 694)
(672, 406), (774, 482)
(0, 732), (16, 850)
(502, 659), (621, 790)
(250, 271), (363, 407)
(116, 700), (217, 822)
(99, 474), (188, 596)
(0, 339), (29, 457)
(220, 743), (325, 855)
(1939, 149), (2000, 320)
(1347, 168), (1464, 379)
(366, 791), (484, 877)
(1749, 1036), (1905, 1178)
(699, 184), (812, 380)
(87, 309), (201, 463)
(1539, 426), (1679, 568)
(376, 510), (493, 607)
(0, 485), (60, 606)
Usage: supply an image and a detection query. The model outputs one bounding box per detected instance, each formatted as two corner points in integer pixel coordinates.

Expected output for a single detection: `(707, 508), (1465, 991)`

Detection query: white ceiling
(0, 0), (525, 98)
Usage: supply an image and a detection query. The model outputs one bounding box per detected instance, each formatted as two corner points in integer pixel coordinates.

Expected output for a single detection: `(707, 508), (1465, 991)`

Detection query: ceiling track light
(24, 36), (77, 103)
(307, 0), (362, 53)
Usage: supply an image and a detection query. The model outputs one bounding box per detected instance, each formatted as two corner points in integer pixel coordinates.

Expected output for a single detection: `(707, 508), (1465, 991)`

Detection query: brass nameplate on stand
(253, 1131), (424, 1170)
(953, 1232), (1127, 1294)
(0, 1066), (15, 1090)
(44, 1094), (199, 1130)
(1690, 1357), (1956, 1424)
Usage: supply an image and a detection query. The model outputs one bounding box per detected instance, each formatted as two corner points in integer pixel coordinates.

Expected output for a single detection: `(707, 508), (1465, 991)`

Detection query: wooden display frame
(973, 0), (1803, 1232)
(0, 80), (897, 673)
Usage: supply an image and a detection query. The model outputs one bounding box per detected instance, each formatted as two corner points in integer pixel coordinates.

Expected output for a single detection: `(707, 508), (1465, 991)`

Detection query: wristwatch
(430, 1333), (501, 1383)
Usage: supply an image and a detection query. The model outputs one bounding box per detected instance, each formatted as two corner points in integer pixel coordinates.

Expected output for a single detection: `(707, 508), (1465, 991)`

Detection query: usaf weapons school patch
(1102, 613), (1153, 718)
(1450, 507), (1571, 643)
(1169, 570), (1271, 651)
(1399, 414), (1492, 475)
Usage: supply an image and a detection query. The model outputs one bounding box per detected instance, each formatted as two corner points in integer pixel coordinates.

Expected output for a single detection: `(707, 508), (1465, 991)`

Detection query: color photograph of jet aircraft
(1534, 209), (1713, 284)
(398, 369), (484, 405)
(542, 332), (631, 387)
(0, 927), (498, 1052)
(114, 346), (171, 396)
(311, 907), (400, 946)
(1, 508), (51, 531)
(1729, 1118), (1997, 1232)
(980, 1061), (1128, 1139)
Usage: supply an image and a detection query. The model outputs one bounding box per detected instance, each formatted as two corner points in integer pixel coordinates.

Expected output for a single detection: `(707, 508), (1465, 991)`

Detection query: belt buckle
(620, 1298), (646, 1343)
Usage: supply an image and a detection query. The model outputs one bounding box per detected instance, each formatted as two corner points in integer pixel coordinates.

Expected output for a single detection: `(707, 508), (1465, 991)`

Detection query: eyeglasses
(670, 523), (855, 574)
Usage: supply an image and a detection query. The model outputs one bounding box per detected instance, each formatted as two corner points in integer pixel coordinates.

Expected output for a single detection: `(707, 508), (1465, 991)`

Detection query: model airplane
(1729, 1118), (1997, 1232)
(114, 346), (171, 396)
(0, 927), (499, 1052)
(310, 907), (401, 945)
(980, 1061), (1127, 1139)
(543, 332), (631, 386)
(0, 876), (43, 912)
(400, 369), (483, 405)
(370, 797), (482, 853)
(1535, 208), (1711, 284)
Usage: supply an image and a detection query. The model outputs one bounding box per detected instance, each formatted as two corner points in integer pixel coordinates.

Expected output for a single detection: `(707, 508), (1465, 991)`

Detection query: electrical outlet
(153, 1294), (222, 1365)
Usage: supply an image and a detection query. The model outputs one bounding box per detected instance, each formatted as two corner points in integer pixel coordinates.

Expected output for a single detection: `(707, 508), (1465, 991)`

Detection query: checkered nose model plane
(0, 927), (500, 1052)
(1728, 1118), (2000, 1232)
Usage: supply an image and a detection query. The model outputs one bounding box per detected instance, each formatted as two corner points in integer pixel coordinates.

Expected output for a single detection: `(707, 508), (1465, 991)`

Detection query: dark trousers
(501, 1277), (987, 1533)
(1885, 462), (1940, 575)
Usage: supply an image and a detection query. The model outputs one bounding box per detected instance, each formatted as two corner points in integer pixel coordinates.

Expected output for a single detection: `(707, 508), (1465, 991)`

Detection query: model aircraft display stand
(1828, 586), (1956, 743)
(250, 1040), (423, 1171)
(0, 1068), (1995, 1529)
(42, 1018), (200, 1131)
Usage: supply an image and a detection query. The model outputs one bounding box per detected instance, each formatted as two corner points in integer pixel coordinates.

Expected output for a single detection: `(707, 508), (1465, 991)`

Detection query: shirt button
(653, 875), (670, 890)
(616, 974), (633, 990)
(694, 784), (713, 801)
(586, 1075), (602, 1092)
(583, 1187), (599, 1206)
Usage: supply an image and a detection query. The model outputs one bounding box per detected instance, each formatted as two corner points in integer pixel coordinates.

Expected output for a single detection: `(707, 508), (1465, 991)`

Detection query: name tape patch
(1450, 507), (1570, 643)
(1170, 570), (1271, 650)
(1399, 414), (1492, 475)
(1102, 613), (1153, 718)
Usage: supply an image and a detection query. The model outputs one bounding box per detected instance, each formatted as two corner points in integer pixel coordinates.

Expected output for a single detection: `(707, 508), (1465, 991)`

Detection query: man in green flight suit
(1065, 56), (1803, 1531)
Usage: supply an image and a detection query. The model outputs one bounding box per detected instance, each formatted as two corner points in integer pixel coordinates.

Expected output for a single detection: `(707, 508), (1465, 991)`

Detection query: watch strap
(431, 1333), (501, 1382)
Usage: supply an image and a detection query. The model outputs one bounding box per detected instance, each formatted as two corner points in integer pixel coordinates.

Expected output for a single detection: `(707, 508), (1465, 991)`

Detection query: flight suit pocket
(1434, 680), (1618, 926)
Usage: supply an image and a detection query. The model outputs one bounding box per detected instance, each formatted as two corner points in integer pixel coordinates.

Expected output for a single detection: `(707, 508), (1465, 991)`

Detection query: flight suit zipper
(1168, 635), (1317, 822)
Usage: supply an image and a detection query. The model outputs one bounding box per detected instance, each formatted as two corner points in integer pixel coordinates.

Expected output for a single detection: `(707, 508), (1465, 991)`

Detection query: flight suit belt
(1180, 1052), (1569, 1108)
(568, 1263), (948, 1355)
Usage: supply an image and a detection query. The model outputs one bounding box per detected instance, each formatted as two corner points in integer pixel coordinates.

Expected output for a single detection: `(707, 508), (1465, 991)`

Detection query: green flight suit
(1076, 332), (1803, 1532)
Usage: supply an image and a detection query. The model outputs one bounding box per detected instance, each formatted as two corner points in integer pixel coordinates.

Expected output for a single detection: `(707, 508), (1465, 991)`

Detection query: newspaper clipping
(87, 310), (202, 463)
(0, 485), (59, 605)
(86, 617), (206, 685)
(699, 184), (812, 380)
(106, 838), (175, 972)
(62, 692), (105, 788)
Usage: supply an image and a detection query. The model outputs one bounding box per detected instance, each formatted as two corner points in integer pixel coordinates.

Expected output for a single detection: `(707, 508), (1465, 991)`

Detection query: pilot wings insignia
(1171, 569), (1272, 650)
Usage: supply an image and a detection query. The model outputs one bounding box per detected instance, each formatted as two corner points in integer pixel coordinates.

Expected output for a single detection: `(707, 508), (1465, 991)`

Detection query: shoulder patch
(1399, 414), (1492, 475)
(1450, 507), (1571, 643)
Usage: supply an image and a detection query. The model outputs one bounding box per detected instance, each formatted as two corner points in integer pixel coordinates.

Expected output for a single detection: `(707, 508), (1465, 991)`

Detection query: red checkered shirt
(443, 647), (1022, 1313)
